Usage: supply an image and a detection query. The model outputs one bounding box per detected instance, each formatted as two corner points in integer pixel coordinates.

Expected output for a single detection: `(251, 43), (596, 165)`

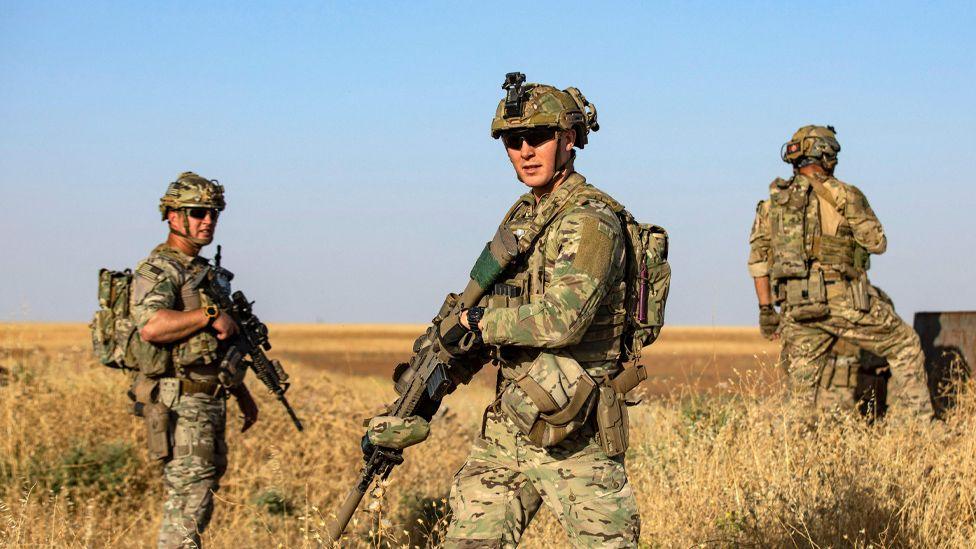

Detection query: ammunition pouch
(814, 234), (857, 279)
(486, 281), (528, 309)
(172, 331), (220, 369)
(776, 271), (829, 321)
(851, 275), (872, 313)
(499, 352), (597, 448)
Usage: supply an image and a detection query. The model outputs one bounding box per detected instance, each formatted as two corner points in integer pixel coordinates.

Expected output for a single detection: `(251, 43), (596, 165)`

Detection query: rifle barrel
(327, 484), (367, 542)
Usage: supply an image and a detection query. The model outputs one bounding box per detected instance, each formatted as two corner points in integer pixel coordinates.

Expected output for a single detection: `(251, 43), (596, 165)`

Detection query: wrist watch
(466, 306), (485, 332)
(204, 305), (219, 327)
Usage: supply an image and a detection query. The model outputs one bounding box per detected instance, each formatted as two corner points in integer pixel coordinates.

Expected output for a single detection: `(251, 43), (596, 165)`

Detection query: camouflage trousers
(778, 342), (888, 417)
(157, 392), (228, 549)
(444, 410), (639, 548)
(780, 283), (932, 418)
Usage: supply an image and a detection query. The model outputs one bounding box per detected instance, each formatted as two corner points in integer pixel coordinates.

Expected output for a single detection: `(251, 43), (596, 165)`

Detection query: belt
(178, 378), (224, 397)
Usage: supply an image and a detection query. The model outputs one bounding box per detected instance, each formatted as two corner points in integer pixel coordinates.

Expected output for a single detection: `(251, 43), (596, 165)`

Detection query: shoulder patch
(571, 216), (614, 276)
(136, 262), (164, 281)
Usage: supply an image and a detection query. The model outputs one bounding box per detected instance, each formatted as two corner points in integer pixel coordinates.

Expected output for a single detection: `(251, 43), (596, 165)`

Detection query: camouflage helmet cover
(158, 172), (226, 220)
(490, 73), (599, 149)
(781, 125), (841, 169)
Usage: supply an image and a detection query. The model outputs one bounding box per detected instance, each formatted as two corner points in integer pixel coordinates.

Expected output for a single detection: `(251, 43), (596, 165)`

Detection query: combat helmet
(490, 72), (599, 149)
(158, 171), (225, 245)
(781, 125), (841, 170)
(158, 171), (226, 220)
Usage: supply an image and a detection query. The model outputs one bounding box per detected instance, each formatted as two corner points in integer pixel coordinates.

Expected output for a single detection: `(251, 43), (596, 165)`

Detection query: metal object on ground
(915, 311), (975, 417)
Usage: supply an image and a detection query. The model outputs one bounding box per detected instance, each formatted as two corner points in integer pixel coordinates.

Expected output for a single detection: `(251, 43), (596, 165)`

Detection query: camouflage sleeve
(844, 185), (887, 254)
(129, 256), (182, 329)
(480, 204), (623, 348)
(747, 200), (771, 278)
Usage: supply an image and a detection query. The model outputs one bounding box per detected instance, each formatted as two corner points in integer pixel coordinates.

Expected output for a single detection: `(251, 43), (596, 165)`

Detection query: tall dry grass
(1, 325), (974, 548)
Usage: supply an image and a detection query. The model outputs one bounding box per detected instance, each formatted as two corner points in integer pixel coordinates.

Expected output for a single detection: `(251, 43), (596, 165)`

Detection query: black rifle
(326, 227), (520, 542)
(206, 246), (304, 432)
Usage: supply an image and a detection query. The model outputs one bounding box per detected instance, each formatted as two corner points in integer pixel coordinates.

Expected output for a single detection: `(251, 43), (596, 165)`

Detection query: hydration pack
(90, 268), (140, 370)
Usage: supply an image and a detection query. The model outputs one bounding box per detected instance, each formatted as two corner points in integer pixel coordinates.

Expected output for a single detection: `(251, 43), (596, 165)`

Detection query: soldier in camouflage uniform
(130, 172), (259, 548)
(748, 126), (933, 419)
(369, 75), (639, 547)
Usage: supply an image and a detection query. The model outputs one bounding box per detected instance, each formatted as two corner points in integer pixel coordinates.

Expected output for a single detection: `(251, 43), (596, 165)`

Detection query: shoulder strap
(808, 177), (839, 210)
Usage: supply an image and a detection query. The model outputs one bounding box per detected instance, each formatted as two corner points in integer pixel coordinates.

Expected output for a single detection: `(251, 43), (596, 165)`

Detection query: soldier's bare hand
(213, 311), (238, 340)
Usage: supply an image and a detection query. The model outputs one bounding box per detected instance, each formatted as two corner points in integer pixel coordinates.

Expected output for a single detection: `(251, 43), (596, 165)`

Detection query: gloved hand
(231, 385), (259, 433)
(759, 304), (780, 340)
(363, 415), (430, 451)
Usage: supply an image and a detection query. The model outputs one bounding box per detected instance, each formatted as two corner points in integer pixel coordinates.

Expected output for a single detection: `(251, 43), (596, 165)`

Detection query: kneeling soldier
(748, 126), (933, 419)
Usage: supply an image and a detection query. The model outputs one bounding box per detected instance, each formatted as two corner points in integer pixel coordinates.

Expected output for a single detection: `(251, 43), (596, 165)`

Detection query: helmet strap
(546, 137), (576, 188)
(167, 210), (211, 247)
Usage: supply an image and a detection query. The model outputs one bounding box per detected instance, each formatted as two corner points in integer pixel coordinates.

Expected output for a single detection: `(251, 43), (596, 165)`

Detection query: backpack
(90, 268), (139, 370)
(570, 186), (671, 362)
(618, 212), (671, 362)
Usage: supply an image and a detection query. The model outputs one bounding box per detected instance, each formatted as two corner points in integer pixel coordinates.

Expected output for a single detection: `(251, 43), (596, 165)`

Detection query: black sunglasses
(501, 128), (557, 150)
(186, 207), (219, 220)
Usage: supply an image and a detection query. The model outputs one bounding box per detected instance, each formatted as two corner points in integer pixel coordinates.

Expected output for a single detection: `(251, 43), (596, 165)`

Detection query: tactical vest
(485, 175), (668, 456)
(486, 176), (628, 380)
(139, 245), (222, 379)
(769, 174), (861, 281)
(768, 174), (865, 319)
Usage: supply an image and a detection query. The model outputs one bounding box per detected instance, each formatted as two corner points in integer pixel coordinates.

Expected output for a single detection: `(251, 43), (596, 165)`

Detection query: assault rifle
(326, 227), (520, 542)
(206, 246), (304, 432)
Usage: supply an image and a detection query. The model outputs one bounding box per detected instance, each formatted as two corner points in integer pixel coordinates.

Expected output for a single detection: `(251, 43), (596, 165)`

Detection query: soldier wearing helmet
(365, 73), (640, 546)
(748, 126), (933, 419)
(130, 172), (259, 548)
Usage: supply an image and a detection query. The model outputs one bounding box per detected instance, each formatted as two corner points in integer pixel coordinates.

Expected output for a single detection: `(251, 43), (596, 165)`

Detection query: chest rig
(484, 178), (627, 379)
(153, 246), (222, 375)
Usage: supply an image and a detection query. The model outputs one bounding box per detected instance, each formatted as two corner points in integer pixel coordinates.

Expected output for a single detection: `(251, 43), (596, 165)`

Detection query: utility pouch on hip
(499, 352), (597, 448)
(595, 385), (629, 457)
(144, 402), (171, 461)
(850, 276), (872, 313)
(781, 271), (829, 321)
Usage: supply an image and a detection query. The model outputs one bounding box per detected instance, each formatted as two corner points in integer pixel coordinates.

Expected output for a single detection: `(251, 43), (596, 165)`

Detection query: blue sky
(1, 1), (973, 324)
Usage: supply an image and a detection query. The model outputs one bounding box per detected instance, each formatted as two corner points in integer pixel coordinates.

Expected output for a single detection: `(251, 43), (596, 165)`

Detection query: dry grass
(1, 324), (974, 548)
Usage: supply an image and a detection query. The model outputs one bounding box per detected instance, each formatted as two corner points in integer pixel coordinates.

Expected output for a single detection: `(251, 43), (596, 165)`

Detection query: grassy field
(1, 324), (974, 548)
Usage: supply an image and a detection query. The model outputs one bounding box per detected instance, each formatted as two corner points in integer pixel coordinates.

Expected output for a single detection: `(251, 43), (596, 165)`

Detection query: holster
(596, 386), (628, 457)
(144, 402), (171, 461)
(129, 376), (172, 461)
(595, 362), (646, 457)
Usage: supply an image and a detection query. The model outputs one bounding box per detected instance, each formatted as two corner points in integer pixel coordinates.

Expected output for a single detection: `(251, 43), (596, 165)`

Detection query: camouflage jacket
(748, 173), (886, 280)
(130, 243), (223, 380)
(480, 173), (628, 379)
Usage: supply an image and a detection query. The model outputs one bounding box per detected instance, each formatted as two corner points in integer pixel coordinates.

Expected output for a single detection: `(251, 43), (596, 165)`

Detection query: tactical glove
(759, 304), (780, 340)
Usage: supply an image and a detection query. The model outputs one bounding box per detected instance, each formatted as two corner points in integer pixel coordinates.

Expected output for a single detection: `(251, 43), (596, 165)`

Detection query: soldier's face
(504, 129), (575, 189)
(168, 208), (218, 244)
